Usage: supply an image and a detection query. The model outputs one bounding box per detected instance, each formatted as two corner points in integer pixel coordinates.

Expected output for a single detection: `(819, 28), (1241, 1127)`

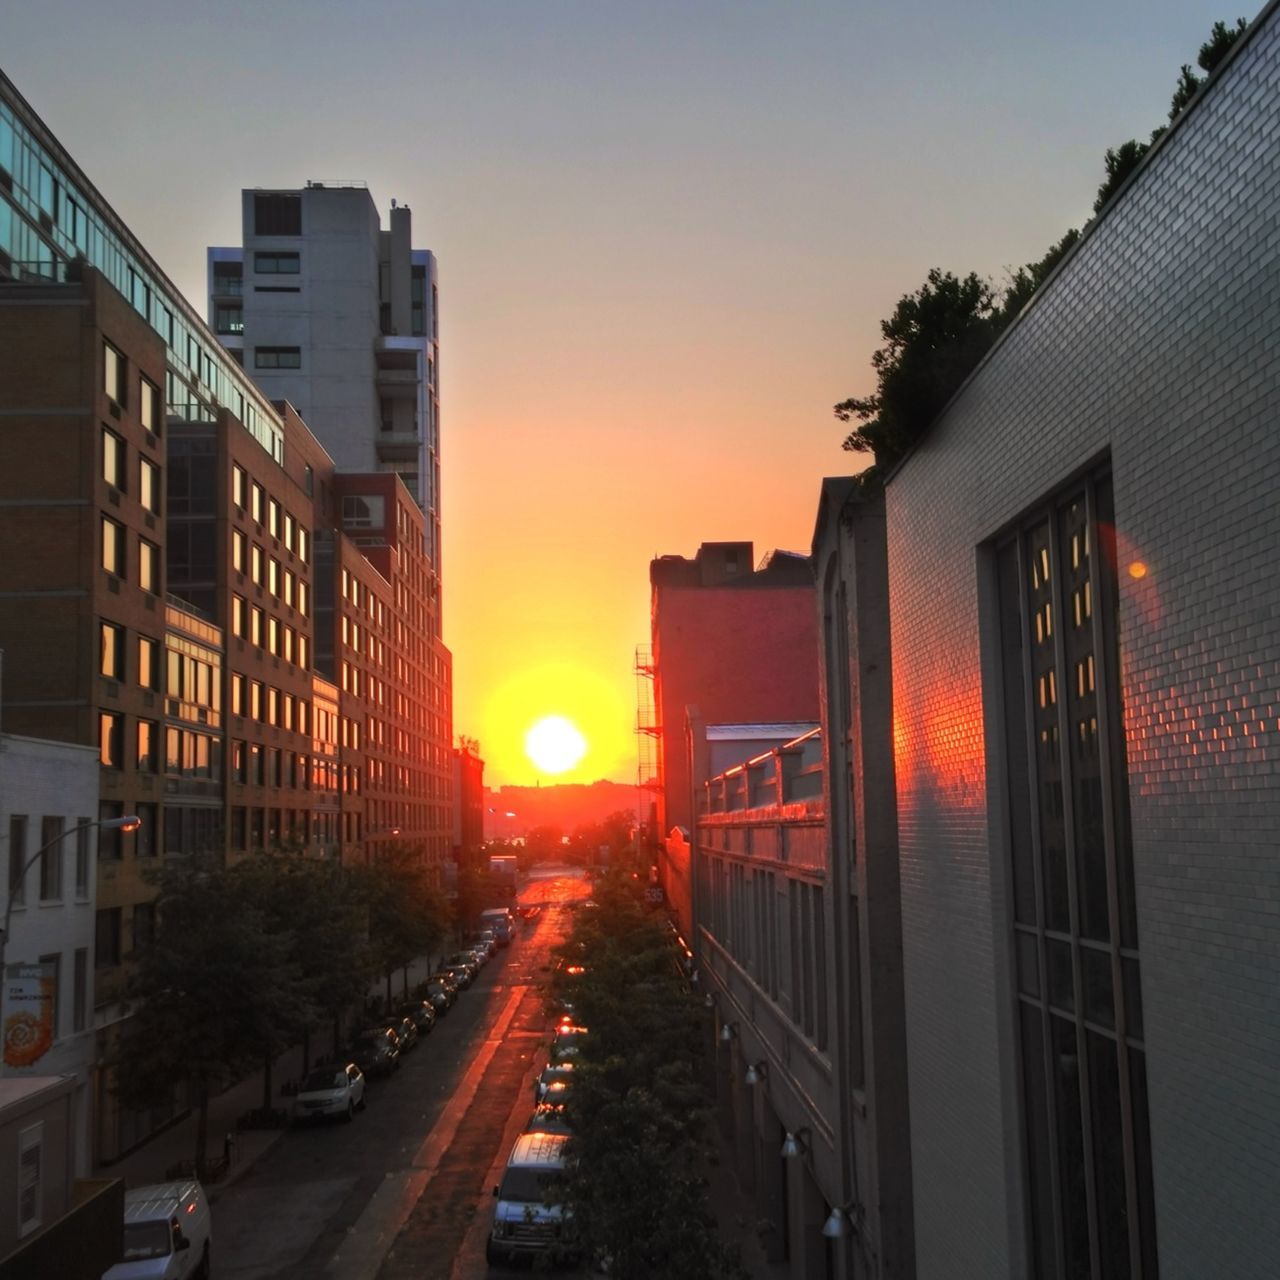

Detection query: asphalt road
(213, 868), (587, 1280)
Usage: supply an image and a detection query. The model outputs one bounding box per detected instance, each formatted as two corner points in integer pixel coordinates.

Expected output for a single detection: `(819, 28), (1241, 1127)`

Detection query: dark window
(101, 426), (125, 488)
(99, 712), (123, 768)
(39, 817), (63, 900)
(136, 719), (159, 772)
(95, 907), (122, 968)
(140, 377), (160, 433)
(212, 260), (243, 296)
(138, 636), (159, 690)
(254, 194), (302, 236)
(7, 815), (26, 906)
(215, 306), (243, 335)
(138, 538), (160, 594)
(97, 802), (124, 861)
(73, 949), (88, 1032)
(74, 820), (92, 896)
(997, 470), (1156, 1279)
(254, 346), (301, 369)
(253, 252), (300, 275)
(101, 516), (125, 577)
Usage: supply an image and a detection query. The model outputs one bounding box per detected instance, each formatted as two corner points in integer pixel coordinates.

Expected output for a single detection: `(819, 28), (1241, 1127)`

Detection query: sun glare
(525, 715), (588, 775)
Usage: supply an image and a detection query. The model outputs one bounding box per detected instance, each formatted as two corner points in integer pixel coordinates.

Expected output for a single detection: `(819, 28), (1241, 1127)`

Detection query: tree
(356, 851), (448, 1012)
(115, 858), (312, 1172)
(548, 880), (744, 1278)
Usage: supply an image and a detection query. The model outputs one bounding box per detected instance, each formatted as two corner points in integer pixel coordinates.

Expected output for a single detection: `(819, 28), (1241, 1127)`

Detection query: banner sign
(4, 962), (57, 1068)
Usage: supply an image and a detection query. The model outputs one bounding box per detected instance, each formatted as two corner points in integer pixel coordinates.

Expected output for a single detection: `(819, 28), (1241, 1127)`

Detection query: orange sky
(5, 0), (1235, 786)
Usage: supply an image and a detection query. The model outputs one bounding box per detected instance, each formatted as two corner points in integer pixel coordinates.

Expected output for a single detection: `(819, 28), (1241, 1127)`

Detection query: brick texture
(884, 11), (1280, 1278)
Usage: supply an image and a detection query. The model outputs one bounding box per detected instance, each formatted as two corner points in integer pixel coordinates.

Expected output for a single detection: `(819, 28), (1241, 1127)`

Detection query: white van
(486, 1131), (572, 1266)
(103, 1180), (212, 1280)
(479, 907), (514, 945)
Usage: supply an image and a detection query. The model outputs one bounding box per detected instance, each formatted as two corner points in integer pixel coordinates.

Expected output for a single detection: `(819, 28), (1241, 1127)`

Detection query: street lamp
(0, 815), (141, 975)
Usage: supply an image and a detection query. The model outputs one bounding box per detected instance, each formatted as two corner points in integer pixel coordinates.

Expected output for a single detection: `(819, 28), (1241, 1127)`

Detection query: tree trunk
(261, 1049), (273, 1113)
(385, 971), (392, 1013)
(194, 1083), (209, 1174)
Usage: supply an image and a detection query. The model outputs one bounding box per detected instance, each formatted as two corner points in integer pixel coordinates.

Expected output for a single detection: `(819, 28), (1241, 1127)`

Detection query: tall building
(0, 71), (453, 1163)
(206, 185), (442, 574)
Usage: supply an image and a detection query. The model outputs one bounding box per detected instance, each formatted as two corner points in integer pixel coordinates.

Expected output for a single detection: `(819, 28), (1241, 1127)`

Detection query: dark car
(424, 976), (457, 1012)
(525, 1102), (572, 1135)
(350, 1026), (400, 1077)
(398, 1000), (437, 1035)
(382, 1014), (419, 1052)
(551, 1024), (588, 1062)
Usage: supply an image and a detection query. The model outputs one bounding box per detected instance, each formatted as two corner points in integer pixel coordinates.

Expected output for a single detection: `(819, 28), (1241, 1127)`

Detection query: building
(0, 735), (101, 1178)
(643, 542), (818, 937)
(0, 70), (454, 1161)
(452, 740), (485, 872)
(206, 185), (442, 551)
(874, 8), (1280, 1277)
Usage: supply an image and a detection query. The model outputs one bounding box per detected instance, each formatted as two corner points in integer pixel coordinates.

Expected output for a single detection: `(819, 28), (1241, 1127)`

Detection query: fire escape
(634, 645), (662, 840)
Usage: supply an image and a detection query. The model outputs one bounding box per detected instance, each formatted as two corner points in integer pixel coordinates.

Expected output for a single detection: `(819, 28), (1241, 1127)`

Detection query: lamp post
(0, 813), (141, 987)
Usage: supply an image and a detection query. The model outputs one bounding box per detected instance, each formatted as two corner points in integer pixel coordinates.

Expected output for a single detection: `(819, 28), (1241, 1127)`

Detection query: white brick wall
(884, 8), (1280, 1277)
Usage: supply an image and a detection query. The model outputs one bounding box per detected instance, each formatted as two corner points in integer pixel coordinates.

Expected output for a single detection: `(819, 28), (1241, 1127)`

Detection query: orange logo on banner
(3, 963), (56, 1068)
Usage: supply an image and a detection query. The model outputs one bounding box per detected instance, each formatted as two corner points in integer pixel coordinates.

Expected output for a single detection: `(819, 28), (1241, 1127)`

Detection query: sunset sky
(5, 0), (1242, 786)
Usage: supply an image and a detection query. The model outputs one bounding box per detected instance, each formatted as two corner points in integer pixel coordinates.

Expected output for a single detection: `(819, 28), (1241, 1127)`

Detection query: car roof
(123, 1181), (202, 1221)
(508, 1131), (570, 1167)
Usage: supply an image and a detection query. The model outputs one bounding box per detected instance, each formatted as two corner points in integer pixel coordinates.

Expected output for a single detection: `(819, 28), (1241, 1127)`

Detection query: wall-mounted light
(719, 1020), (738, 1043)
(780, 1126), (810, 1159)
(704, 991), (716, 1009)
(822, 1202), (859, 1239)
(744, 1060), (768, 1086)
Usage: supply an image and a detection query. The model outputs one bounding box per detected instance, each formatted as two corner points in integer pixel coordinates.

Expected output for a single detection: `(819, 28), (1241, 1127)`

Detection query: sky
(4, 0), (1247, 786)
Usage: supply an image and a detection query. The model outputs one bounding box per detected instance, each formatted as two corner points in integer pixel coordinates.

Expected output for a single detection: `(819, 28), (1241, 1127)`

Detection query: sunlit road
(213, 868), (585, 1280)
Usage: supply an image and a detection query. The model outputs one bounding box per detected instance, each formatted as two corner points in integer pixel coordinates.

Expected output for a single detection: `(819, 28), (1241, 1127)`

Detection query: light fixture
(719, 1020), (738, 1043)
(744, 1060), (768, 1086)
(780, 1126), (811, 1159)
(822, 1202), (858, 1239)
(704, 991), (715, 1009)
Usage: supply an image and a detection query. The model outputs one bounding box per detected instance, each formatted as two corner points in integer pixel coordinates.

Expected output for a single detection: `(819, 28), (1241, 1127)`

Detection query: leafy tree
(356, 851), (448, 1012)
(115, 858), (312, 1172)
(548, 880), (743, 1278)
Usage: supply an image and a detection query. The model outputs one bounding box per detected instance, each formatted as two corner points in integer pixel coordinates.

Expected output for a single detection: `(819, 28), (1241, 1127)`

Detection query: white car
(104, 1180), (212, 1280)
(293, 1062), (366, 1123)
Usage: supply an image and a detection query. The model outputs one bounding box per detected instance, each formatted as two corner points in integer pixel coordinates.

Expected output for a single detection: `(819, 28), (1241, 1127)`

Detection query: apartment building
(0, 71), (454, 1159)
(645, 542), (818, 936)
(206, 185), (442, 564)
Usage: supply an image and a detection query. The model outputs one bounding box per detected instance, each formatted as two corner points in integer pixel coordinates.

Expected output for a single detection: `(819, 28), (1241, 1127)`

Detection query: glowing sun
(525, 715), (588, 775)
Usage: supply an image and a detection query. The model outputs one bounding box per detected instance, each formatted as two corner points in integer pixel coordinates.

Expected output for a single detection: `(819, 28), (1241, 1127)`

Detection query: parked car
(551, 1024), (588, 1062)
(444, 952), (480, 984)
(350, 1026), (400, 1077)
(479, 907), (514, 944)
(517, 904), (541, 922)
(382, 1014), (419, 1052)
(293, 1062), (366, 1124)
(535, 1061), (576, 1101)
(424, 976), (456, 1011)
(525, 1102), (572, 1135)
(104, 1179), (212, 1280)
(486, 1132), (573, 1268)
(398, 999), (437, 1035)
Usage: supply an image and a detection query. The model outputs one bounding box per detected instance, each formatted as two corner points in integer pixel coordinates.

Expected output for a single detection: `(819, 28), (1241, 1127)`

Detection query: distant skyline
(2, 0), (1249, 785)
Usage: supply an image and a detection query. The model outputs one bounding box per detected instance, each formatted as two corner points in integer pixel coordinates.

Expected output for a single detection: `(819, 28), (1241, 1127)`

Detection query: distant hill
(484, 779), (636, 840)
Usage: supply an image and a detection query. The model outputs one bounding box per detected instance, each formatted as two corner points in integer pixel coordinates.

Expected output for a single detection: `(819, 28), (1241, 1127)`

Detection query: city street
(214, 870), (583, 1280)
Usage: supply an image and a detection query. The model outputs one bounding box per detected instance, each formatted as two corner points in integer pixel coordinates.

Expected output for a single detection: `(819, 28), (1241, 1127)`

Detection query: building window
(138, 635), (159, 689)
(231, 672), (245, 715)
(138, 537), (160, 594)
(268, 616), (280, 656)
(101, 426), (125, 488)
(250, 680), (263, 721)
(38, 817), (63, 901)
(997, 471), (1157, 1280)
(251, 543), (264, 586)
(232, 740), (247, 783)
(342, 495), (385, 530)
(100, 621), (124, 679)
(95, 907), (122, 968)
(135, 803), (157, 858)
(132, 903), (156, 954)
(254, 346), (301, 370)
(212, 260), (243, 297)
(251, 482), (264, 525)
(297, 527), (309, 564)
(232, 529), (246, 574)
(99, 712), (123, 768)
(7, 815), (26, 908)
(251, 606), (263, 648)
(268, 499), (281, 540)
(284, 513), (295, 552)
(249, 743), (264, 786)
(136, 719), (158, 772)
(253, 194), (302, 236)
(103, 341), (125, 405)
(139, 377), (160, 433)
(232, 464), (248, 511)
(268, 557), (280, 597)
(139, 458), (161, 515)
(74, 820), (91, 897)
(73, 949), (88, 1033)
(253, 251), (300, 275)
(214, 305), (244, 335)
(101, 516), (125, 577)
(232, 594), (246, 639)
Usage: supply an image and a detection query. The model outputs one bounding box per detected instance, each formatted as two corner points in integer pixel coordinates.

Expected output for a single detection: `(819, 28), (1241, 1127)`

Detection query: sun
(525, 715), (588, 775)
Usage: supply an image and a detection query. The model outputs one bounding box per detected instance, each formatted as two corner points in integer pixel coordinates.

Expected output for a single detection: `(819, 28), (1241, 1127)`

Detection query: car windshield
(499, 1169), (559, 1202)
(303, 1070), (345, 1091)
(122, 1221), (172, 1260)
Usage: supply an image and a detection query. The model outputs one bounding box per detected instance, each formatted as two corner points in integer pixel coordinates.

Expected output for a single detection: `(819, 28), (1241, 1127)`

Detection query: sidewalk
(97, 954), (444, 1198)
(705, 1122), (791, 1280)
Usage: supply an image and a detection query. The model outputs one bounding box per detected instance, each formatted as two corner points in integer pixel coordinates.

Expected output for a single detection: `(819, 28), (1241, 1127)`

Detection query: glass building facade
(0, 73), (284, 462)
